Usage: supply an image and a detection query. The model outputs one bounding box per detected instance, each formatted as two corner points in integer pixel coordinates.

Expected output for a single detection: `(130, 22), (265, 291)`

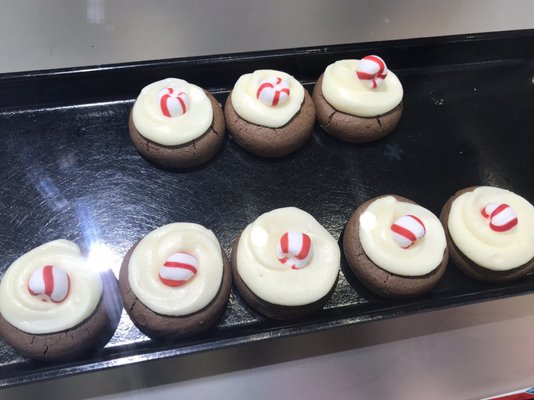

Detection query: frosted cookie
(343, 196), (448, 298)
(440, 186), (534, 283)
(312, 56), (403, 143)
(231, 207), (340, 320)
(129, 78), (225, 169)
(119, 223), (231, 341)
(0, 240), (121, 361)
(224, 70), (316, 157)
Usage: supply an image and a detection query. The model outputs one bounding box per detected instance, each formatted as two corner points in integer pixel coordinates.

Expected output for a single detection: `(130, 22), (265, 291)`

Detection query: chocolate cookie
(225, 90), (315, 158)
(230, 236), (338, 320)
(230, 207), (340, 320)
(119, 223), (232, 341)
(129, 84), (225, 169)
(440, 186), (534, 283)
(119, 244), (231, 341)
(0, 270), (121, 361)
(313, 74), (402, 143)
(343, 195), (448, 298)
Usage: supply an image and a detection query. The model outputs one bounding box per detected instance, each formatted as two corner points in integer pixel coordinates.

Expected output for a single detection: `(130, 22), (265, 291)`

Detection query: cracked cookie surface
(129, 90), (225, 169)
(343, 195), (448, 298)
(118, 243), (232, 341)
(224, 90), (315, 158)
(313, 74), (402, 143)
(0, 270), (121, 361)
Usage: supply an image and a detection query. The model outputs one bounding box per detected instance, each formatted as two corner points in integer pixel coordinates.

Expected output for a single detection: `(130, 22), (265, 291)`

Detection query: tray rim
(0, 28), (533, 81)
(3, 282), (534, 388)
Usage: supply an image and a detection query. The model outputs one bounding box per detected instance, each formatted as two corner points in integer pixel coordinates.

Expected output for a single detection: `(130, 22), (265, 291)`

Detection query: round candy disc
(28, 265), (70, 303)
(256, 77), (290, 106)
(356, 55), (388, 89)
(159, 252), (198, 287)
(158, 86), (190, 117)
(390, 214), (426, 248)
(481, 203), (518, 232)
(276, 231), (313, 269)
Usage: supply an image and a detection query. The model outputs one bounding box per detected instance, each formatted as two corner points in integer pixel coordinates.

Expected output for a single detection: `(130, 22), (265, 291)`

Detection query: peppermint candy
(28, 265), (70, 303)
(276, 231), (313, 269)
(356, 55), (388, 89)
(256, 77), (290, 106)
(481, 203), (518, 232)
(159, 252), (198, 287)
(390, 215), (426, 248)
(158, 86), (190, 117)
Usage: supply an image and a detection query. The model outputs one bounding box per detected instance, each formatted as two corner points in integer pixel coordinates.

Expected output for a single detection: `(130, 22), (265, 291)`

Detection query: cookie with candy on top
(343, 195), (448, 298)
(312, 56), (403, 143)
(230, 207), (340, 320)
(440, 186), (534, 283)
(119, 223), (232, 341)
(129, 78), (226, 169)
(224, 70), (316, 157)
(0, 240), (121, 361)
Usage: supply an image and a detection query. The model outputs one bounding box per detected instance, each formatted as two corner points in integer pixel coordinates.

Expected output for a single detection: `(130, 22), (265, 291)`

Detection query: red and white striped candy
(276, 231), (313, 270)
(28, 265), (70, 303)
(390, 215), (426, 249)
(256, 77), (290, 106)
(158, 86), (190, 117)
(159, 252), (198, 287)
(481, 203), (518, 232)
(356, 55), (388, 89)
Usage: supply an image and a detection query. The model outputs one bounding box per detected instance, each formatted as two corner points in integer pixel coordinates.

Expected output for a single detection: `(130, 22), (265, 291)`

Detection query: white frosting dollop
(448, 187), (534, 270)
(321, 59), (403, 117)
(359, 196), (447, 276)
(236, 207), (340, 306)
(0, 240), (103, 335)
(230, 70), (305, 128)
(128, 223), (224, 316)
(132, 78), (213, 146)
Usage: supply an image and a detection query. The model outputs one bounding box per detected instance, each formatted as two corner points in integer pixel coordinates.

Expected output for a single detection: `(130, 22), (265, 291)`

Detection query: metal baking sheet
(1, 30), (534, 387)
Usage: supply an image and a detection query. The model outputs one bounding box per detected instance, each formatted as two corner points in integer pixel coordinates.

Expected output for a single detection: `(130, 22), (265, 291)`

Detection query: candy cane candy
(276, 231), (313, 269)
(256, 77), (290, 106)
(481, 203), (518, 232)
(390, 215), (426, 248)
(158, 86), (190, 117)
(356, 55), (388, 89)
(159, 252), (198, 287)
(28, 265), (70, 303)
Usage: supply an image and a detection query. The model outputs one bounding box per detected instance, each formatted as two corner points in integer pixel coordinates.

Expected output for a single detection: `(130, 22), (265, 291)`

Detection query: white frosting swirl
(128, 223), (224, 316)
(448, 187), (534, 270)
(0, 240), (103, 335)
(359, 196), (447, 276)
(132, 78), (213, 146)
(322, 60), (403, 117)
(236, 207), (339, 306)
(230, 70), (305, 128)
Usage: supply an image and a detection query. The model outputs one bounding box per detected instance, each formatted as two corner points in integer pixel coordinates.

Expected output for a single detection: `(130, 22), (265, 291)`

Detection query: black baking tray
(1, 30), (534, 388)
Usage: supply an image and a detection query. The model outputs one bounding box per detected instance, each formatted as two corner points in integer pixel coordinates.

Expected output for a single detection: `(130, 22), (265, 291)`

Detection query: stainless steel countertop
(4, 294), (534, 400)
(1, 2), (534, 399)
(1, 0), (534, 73)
